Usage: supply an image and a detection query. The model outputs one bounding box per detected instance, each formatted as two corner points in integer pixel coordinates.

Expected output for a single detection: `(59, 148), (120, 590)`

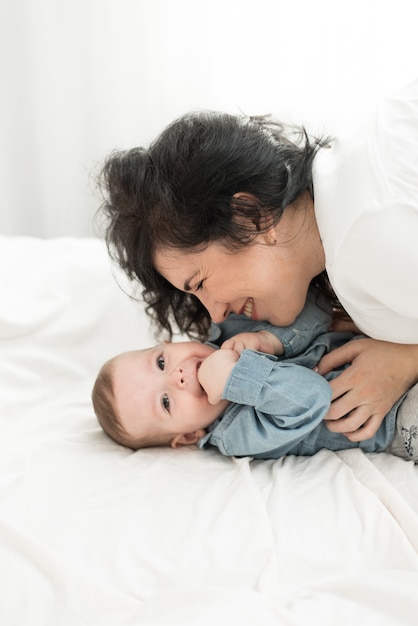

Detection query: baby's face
(112, 342), (227, 443)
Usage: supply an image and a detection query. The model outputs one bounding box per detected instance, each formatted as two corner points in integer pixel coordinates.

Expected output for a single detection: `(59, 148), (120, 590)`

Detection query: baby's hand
(197, 349), (239, 405)
(221, 330), (283, 356)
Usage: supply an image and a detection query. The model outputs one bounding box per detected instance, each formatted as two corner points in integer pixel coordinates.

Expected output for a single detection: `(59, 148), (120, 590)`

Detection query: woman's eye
(157, 355), (165, 370)
(195, 280), (204, 292)
(162, 394), (170, 412)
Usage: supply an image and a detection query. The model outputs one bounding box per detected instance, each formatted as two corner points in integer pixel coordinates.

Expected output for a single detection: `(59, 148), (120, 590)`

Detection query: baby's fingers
(221, 337), (246, 354)
(221, 337), (236, 351)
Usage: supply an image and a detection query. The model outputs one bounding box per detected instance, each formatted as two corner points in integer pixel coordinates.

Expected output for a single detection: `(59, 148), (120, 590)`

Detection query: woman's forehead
(154, 242), (230, 270)
(154, 247), (199, 282)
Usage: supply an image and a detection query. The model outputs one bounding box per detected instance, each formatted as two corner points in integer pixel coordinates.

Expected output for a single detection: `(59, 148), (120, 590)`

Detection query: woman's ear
(231, 192), (274, 237)
(232, 192), (259, 204)
(170, 430), (207, 448)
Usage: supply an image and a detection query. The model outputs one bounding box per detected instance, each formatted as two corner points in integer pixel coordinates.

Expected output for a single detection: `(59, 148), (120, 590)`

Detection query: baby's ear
(171, 430), (206, 448)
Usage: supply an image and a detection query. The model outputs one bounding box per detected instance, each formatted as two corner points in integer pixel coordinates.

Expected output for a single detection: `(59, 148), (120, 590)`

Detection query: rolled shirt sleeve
(214, 350), (332, 457)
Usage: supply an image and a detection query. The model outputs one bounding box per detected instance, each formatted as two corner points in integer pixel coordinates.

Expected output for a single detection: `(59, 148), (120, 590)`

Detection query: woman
(98, 79), (418, 443)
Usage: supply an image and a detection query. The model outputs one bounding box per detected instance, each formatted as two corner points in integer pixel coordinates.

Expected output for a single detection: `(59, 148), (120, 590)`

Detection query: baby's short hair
(91, 356), (172, 450)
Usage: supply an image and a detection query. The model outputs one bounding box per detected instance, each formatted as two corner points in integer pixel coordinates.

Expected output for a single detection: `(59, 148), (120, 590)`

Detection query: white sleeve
(336, 207), (418, 341)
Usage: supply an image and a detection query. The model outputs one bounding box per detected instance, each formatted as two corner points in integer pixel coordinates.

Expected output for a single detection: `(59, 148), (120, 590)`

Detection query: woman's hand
(316, 338), (418, 441)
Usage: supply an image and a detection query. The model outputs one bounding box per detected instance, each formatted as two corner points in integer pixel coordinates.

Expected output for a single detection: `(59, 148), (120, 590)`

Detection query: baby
(92, 290), (418, 461)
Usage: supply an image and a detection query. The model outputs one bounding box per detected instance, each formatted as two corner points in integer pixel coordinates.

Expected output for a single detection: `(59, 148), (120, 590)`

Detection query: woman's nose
(200, 295), (229, 323)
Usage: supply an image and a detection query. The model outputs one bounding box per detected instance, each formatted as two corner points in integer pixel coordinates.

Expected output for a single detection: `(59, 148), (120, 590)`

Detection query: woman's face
(154, 202), (325, 327)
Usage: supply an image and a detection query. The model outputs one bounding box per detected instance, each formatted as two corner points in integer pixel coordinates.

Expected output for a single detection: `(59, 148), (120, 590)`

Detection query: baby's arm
(198, 349), (239, 405)
(211, 350), (335, 459)
(221, 330), (284, 356)
(200, 329), (289, 405)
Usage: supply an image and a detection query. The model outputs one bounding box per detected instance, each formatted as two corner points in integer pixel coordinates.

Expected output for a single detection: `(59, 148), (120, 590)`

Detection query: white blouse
(313, 79), (418, 343)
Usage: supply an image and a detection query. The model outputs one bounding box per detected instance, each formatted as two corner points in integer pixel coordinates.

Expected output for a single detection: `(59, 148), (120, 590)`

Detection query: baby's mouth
(242, 298), (253, 318)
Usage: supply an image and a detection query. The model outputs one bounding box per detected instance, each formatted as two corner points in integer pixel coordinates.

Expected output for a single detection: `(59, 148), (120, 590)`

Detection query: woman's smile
(242, 297), (254, 319)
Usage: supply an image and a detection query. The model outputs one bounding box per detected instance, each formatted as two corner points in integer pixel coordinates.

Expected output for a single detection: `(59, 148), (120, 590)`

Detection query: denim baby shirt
(198, 348), (397, 459)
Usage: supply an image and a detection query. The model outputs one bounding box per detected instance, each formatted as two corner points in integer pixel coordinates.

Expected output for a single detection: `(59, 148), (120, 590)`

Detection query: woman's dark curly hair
(98, 110), (339, 340)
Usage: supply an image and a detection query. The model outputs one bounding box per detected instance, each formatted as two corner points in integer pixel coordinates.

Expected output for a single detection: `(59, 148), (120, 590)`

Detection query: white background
(1, 0), (417, 238)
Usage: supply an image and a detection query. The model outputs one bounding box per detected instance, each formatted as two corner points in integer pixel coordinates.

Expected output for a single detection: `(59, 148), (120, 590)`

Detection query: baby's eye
(157, 355), (165, 370)
(195, 280), (204, 292)
(162, 394), (170, 412)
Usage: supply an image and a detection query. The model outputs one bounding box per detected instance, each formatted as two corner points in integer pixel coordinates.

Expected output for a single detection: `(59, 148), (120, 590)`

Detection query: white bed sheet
(1, 234), (418, 626)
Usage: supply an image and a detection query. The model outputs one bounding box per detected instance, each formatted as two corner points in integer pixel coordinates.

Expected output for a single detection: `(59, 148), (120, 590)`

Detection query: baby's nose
(175, 366), (186, 387)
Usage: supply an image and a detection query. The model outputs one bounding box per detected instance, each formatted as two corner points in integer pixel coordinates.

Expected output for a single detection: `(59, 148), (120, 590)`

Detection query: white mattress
(1, 234), (418, 626)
